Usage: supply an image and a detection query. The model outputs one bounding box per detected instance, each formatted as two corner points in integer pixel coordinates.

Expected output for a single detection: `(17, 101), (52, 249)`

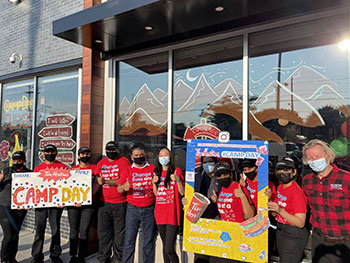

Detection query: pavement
(0, 227), (194, 263)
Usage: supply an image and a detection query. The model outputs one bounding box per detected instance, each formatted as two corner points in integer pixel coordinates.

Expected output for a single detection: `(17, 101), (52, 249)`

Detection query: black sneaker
(51, 257), (63, 263)
(69, 257), (78, 263)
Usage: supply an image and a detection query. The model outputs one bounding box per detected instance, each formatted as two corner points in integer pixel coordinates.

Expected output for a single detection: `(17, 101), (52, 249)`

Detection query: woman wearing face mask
(267, 157), (309, 263)
(153, 148), (184, 263)
(0, 151), (31, 263)
(211, 161), (255, 222)
(68, 147), (99, 263)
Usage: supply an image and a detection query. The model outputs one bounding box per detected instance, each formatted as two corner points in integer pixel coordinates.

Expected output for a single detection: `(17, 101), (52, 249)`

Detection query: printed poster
(183, 139), (269, 262)
(11, 168), (92, 209)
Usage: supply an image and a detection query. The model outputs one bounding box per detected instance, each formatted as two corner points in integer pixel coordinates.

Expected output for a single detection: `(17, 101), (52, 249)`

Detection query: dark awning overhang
(53, 0), (349, 59)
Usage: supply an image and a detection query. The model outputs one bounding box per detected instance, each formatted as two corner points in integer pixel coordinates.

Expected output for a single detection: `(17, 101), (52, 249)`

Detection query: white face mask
(159, 156), (170, 166)
(308, 158), (328, 172)
(203, 162), (215, 174)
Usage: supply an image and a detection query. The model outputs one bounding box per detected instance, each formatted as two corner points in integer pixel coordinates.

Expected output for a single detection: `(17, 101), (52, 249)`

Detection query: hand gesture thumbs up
(234, 184), (245, 199)
(211, 189), (218, 203)
(124, 178), (131, 192)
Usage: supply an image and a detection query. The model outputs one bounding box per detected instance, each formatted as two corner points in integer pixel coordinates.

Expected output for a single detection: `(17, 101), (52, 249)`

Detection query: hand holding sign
(124, 178), (131, 192)
(152, 174), (159, 184)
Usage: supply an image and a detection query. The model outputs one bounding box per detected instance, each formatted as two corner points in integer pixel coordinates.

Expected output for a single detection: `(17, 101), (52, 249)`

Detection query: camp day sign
(183, 139), (269, 263)
(11, 168), (92, 209)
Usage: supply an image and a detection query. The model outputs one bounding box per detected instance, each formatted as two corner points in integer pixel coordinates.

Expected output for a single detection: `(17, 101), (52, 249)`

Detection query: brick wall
(0, 0), (84, 78)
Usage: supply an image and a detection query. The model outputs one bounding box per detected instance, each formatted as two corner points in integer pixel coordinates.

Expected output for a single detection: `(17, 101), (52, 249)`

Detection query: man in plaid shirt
(302, 139), (350, 263)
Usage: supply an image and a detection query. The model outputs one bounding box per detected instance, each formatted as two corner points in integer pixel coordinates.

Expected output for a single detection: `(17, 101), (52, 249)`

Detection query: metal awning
(53, 0), (348, 58)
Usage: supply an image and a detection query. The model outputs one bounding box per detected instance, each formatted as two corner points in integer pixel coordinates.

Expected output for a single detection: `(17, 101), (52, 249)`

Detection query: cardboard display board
(11, 168), (92, 209)
(183, 139), (269, 263)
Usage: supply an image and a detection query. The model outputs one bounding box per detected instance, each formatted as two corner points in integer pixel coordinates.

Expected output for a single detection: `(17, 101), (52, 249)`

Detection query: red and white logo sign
(183, 119), (220, 140)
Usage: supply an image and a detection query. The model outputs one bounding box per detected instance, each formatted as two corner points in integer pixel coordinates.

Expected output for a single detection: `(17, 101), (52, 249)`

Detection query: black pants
(0, 205), (27, 262)
(97, 202), (127, 263)
(312, 230), (350, 263)
(31, 207), (63, 262)
(67, 205), (95, 258)
(276, 222), (309, 263)
(158, 224), (179, 263)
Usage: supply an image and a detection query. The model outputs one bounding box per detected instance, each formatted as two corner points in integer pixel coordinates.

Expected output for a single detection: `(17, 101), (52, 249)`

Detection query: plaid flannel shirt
(303, 164), (350, 237)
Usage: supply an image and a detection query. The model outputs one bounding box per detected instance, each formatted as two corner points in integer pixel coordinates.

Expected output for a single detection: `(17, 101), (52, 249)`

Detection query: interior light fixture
(215, 6), (224, 12)
(94, 39), (103, 44)
(8, 0), (21, 4)
(145, 26), (153, 31)
(339, 39), (350, 51)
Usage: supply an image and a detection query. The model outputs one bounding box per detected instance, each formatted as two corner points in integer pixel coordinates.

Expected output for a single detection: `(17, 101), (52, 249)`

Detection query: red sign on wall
(38, 126), (72, 138)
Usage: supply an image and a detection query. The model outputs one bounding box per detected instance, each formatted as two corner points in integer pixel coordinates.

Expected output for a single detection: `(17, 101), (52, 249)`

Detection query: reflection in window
(173, 37), (243, 170)
(34, 72), (79, 167)
(117, 53), (168, 163)
(248, 15), (350, 170)
(0, 80), (34, 169)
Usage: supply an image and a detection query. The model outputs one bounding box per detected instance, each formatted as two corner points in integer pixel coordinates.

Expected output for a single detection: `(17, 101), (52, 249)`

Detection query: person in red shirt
(267, 157), (309, 263)
(211, 161), (255, 223)
(117, 144), (156, 263)
(238, 159), (277, 209)
(94, 141), (130, 263)
(302, 139), (350, 263)
(152, 147), (184, 263)
(68, 147), (99, 263)
(31, 144), (68, 263)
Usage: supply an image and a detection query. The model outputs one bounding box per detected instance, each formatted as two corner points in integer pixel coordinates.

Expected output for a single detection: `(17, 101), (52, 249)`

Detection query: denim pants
(122, 203), (156, 263)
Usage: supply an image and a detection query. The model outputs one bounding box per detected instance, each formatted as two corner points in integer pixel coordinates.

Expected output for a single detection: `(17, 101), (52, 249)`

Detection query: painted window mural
(173, 37), (243, 170)
(248, 15), (350, 169)
(117, 53), (168, 163)
(34, 72), (79, 167)
(0, 80), (34, 169)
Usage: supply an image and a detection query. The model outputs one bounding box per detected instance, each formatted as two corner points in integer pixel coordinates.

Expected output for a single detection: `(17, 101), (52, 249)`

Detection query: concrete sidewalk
(0, 227), (194, 263)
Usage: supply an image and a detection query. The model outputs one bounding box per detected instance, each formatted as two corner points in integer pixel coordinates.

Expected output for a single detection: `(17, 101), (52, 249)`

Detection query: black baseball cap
(78, 147), (91, 155)
(276, 157), (295, 170)
(105, 141), (119, 151)
(43, 144), (57, 152)
(12, 151), (25, 161)
(238, 159), (257, 170)
(214, 162), (231, 177)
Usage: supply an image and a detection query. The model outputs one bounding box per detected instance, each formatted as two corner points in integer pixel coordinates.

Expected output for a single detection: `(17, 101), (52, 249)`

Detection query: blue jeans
(122, 203), (156, 263)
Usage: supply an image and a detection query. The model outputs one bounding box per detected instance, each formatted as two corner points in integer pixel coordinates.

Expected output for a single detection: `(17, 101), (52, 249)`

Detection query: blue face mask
(159, 156), (170, 166)
(308, 158), (328, 172)
(203, 162), (215, 174)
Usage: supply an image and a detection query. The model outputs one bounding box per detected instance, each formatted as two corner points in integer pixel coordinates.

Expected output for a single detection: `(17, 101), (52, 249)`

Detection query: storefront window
(248, 15), (350, 170)
(34, 72), (79, 167)
(117, 53), (168, 163)
(0, 80), (34, 169)
(173, 36), (243, 170)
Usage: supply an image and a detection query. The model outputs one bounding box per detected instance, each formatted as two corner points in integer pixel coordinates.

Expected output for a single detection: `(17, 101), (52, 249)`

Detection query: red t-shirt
(276, 181), (307, 225)
(118, 163), (155, 207)
(217, 182), (252, 223)
(155, 168), (184, 226)
(94, 157), (130, 203)
(34, 161), (68, 172)
(246, 178), (277, 208)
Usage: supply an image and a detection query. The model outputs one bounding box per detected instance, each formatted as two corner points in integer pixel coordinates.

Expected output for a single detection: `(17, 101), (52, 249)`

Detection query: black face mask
(133, 156), (146, 165)
(79, 156), (90, 164)
(106, 151), (119, 160)
(45, 153), (56, 162)
(12, 162), (24, 171)
(245, 170), (257, 181)
(277, 172), (294, 184)
(217, 177), (232, 188)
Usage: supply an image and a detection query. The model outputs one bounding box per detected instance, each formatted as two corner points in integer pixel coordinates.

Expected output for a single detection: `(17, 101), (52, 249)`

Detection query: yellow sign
(3, 96), (33, 112)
